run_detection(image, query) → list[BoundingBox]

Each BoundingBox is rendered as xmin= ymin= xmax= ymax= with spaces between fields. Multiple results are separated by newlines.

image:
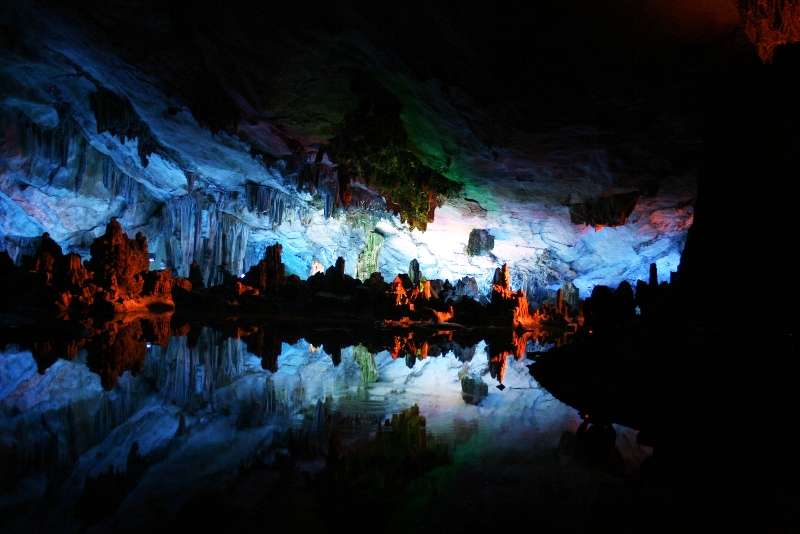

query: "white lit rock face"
xmin=0 ymin=1 xmax=700 ymax=298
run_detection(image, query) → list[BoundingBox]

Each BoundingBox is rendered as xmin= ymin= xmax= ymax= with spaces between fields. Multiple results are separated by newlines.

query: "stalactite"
xmin=1 ymin=107 xmax=156 ymax=238
xmin=89 ymin=87 xmax=160 ymax=167
xmin=101 ymin=155 xmax=142 ymax=222
xmin=165 ymin=195 xmax=198 ymax=278
xmin=355 ymin=228 xmax=384 ymax=281
xmin=295 ymin=161 xmax=341 ymax=218
xmin=347 ymin=181 xmax=387 ymax=217
xmin=1 ymin=234 xmax=42 ymax=265
xmin=245 ymin=182 xmax=313 ymax=228
xmin=3 ymin=108 xmax=88 ymax=191
xmin=161 ymin=195 xmax=250 ymax=285
xmin=217 ymin=212 xmax=250 ymax=281
xmin=295 ymin=162 xmax=387 ymax=219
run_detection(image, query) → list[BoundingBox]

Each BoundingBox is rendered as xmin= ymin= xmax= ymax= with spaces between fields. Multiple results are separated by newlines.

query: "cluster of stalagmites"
xmin=0 ymin=219 xmax=676 ymax=353
xmin=1 ymin=221 xmax=675 ymax=339
xmin=0 ymin=220 xmax=585 ymax=332
xmin=3 ymin=223 xmax=679 ymax=394
xmin=0 ymin=220 xmax=190 ymax=317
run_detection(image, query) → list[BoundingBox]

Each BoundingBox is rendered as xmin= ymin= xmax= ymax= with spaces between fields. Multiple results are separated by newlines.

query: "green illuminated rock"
xmin=353 ymin=344 xmax=379 ymax=384
xmin=329 ymin=75 xmax=461 ymax=231
xmin=355 ymin=229 xmax=384 ymax=282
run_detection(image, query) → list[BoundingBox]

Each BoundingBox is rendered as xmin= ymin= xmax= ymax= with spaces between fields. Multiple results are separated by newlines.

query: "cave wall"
xmin=0 ymin=0 xmax=712 ymax=298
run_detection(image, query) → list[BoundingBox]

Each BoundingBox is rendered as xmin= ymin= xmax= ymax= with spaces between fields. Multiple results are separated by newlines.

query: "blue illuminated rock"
xmin=0 ymin=0 xmax=695 ymax=309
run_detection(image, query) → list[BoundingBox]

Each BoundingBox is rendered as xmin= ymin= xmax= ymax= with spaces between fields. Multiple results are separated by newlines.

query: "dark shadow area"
xmin=530 ymin=41 xmax=799 ymax=533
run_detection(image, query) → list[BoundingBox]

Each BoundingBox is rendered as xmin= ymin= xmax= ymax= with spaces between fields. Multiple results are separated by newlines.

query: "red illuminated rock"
xmin=491 ymin=263 xmax=535 ymax=329
xmin=142 ymin=270 xmax=174 ymax=297
xmin=61 ymin=253 xmax=90 ymax=289
xmin=85 ymin=319 xmax=147 ymax=390
xmin=740 ymin=0 xmax=800 ymax=62
xmin=85 ymin=219 xmax=149 ymax=302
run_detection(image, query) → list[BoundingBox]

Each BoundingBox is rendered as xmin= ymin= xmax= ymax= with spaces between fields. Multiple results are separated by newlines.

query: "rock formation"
xmin=85 ymin=219 xmax=150 ymax=304
xmin=466 ymin=229 xmax=495 ymax=257
xmin=243 ymin=243 xmax=286 ymax=294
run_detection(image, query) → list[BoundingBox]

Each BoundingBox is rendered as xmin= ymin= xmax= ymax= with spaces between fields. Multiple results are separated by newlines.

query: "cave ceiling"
xmin=0 ymin=0 xmax=790 ymax=297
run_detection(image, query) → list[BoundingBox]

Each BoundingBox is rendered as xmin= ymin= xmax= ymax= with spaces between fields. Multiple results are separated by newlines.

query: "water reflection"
xmin=0 ymin=317 xmax=653 ymax=532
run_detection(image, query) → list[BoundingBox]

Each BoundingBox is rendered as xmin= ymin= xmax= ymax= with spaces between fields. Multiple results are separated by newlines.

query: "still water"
xmin=0 ymin=321 xmax=665 ymax=533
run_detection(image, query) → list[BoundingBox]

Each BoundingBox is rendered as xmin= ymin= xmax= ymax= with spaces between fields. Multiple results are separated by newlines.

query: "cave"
xmin=0 ymin=1 xmax=796 ymax=532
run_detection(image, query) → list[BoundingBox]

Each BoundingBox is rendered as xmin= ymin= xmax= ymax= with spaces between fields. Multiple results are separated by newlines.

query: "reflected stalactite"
xmin=167 ymin=335 xmax=199 ymax=409
xmin=31 ymin=339 xmax=83 ymax=374
xmin=314 ymin=404 xmax=450 ymax=518
xmin=85 ymin=319 xmax=147 ymax=391
xmin=241 ymin=328 xmax=282 ymax=372
xmin=155 ymin=329 xmax=243 ymax=410
xmin=353 ymin=344 xmax=379 ymax=383
xmin=144 ymin=327 xmax=249 ymax=410
xmin=93 ymin=375 xmax=135 ymax=442
xmin=139 ymin=314 xmax=172 ymax=347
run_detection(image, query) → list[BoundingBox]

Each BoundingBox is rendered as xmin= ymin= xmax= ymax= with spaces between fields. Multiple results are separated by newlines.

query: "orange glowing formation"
xmin=741 ymin=0 xmax=800 ymax=62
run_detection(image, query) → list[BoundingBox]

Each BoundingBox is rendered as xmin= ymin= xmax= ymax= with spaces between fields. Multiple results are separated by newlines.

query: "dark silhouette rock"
xmin=188 ymin=261 xmax=205 ymax=290
xmin=408 ymin=258 xmax=421 ymax=287
xmin=583 ymin=285 xmax=614 ymax=325
xmin=612 ymin=280 xmax=636 ymax=321
xmin=243 ymin=243 xmax=286 ymax=294
xmin=142 ymin=270 xmax=174 ymax=297
xmin=33 ymin=232 xmax=63 ymax=267
xmin=568 ymin=191 xmax=640 ymax=228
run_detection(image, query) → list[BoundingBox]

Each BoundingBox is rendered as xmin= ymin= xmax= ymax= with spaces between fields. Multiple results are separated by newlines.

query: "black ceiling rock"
xmin=568 ymin=191 xmax=640 ymax=228
xmin=89 ymin=87 xmax=161 ymax=167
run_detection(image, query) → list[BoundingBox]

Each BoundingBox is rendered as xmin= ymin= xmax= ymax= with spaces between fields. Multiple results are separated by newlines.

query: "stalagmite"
xmin=243 ymin=243 xmax=286 ymax=293
xmin=85 ymin=219 xmax=150 ymax=302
